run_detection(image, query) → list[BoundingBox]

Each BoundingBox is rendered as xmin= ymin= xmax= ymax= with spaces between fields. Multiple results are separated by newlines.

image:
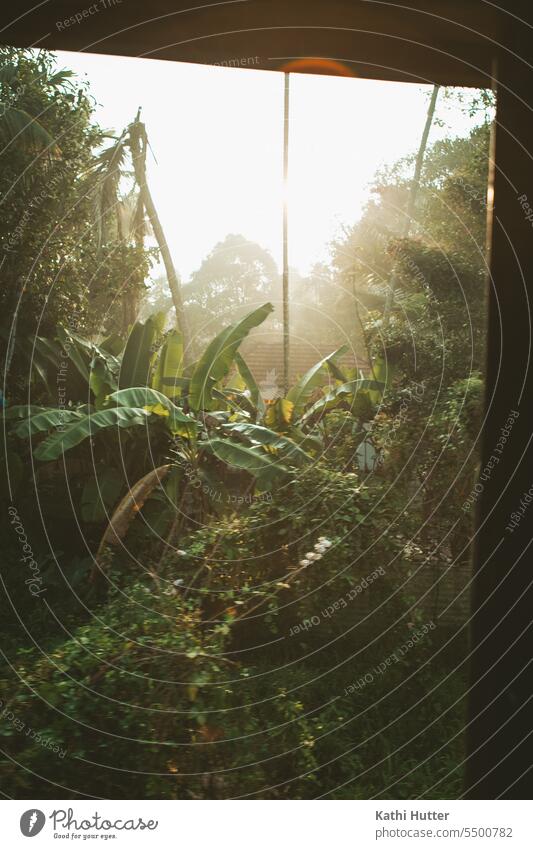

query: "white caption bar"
xmin=1 ymin=799 xmax=531 ymax=848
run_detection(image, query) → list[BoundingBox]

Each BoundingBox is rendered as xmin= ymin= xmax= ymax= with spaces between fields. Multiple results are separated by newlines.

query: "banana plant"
xmin=5 ymin=303 xmax=390 ymax=554
xmin=224 ymin=343 xmax=386 ymax=440
xmin=5 ymin=305 xmax=309 ymax=506
xmin=188 ymin=302 xmax=274 ymax=412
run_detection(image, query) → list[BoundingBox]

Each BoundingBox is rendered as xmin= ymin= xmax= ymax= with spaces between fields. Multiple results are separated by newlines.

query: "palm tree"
xmin=92 ymin=110 xmax=190 ymax=355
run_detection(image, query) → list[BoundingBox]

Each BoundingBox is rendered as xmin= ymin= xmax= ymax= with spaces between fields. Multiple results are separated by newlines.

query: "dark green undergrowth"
xmin=1 ymin=463 xmax=469 ymax=799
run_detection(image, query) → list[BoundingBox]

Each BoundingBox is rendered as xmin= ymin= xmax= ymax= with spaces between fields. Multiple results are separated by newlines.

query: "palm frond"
xmin=0 ymin=105 xmax=60 ymax=155
xmin=46 ymin=69 xmax=74 ymax=88
xmin=91 ymin=134 xmax=129 ymax=246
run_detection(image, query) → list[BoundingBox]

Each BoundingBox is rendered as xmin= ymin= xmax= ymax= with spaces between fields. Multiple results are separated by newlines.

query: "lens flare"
xmin=279 ymin=58 xmax=356 ymax=77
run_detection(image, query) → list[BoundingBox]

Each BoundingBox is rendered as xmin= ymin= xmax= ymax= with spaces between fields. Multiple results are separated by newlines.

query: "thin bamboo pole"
xmin=282 ymin=72 xmax=290 ymax=393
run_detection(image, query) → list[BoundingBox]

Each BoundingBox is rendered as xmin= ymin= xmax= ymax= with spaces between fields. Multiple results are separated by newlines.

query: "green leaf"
xmin=28 ymin=336 xmax=62 ymax=392
xmin=225 ymin=370 xmax=246 ymax=392
xmin=54 ymin=327 xmax=120 ymax=405
xmin=370 ymin=357 xmax=395 ymax=403
xmin=204 ymin=437 xmax=290 ymax=491
xmin=34 ymin=335 xmax=61 ymax=368
xmin=300 ymin=379 xmax=385 ymax=424
xmin=234 ymin=353 xmax=265 ymax=415
xmin=119 ymin=316 xmax=161 ymax=389
xmin=107 ymin=387 xmax=198 ymax=437
xmin=3 ymin=405 xmax=49 ymax=420
xmin=89 ymin=357 xmax=118 ymax=409
xmin=159 ymin=376 xmax=190 ymax=393
xmin=189 ymin=303 xmax=274 ymax=412
xmin=286 ymin=345 xmax=348 ymax=417
xmin=46 ymin=69 xmax=75 ymax=88
xmin=212 ymin=386 xmax=255 ymax=417
xmin=56 ymin=326 xmax=90 ymax=384
xmin=14 ymin=408 xmax=85 ymax=438
xmin=33 ymin=407 xmax=151 ymax=461
xmin=151 ymin=330 xmax=183 ymax=400
xmin=221 ymin=422 xmax=313 ymax=467
xmin=325 ymin=354 xmax=349 ymax=383
xmin=99 ymin=332 xmax=125 ymax=356
xmin=164 ymin=466 xmax=183 ymax=509
xmin=108 ymin=387 xmax=192 ymax=421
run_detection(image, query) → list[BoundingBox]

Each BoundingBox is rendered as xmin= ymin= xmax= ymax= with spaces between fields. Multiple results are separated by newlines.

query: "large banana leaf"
xmin=118 ymin=314 xmax=163 ymax=389
xmin=189 ymin=303 xmax=274 ymax=412
xmin=3 ymin=405 xmax=49 ymax=420
xmin=203 ymin=438 xmax=290 ymax=491
xmin=2 ymin=333 xmax=62 ymax=394
xmin=234 ymin=352 xmax=265 ymax=416
xmin=56 ymin=326 xmax=90 ymax=384
xmin=27 ymin=341 xmax=54 ymax=392
xmin=286 ymin=345 xmax=348 ymax=417
xmin=151 ymin=330 xmax=183 ymax=400
xmin=300 ymin=379 xmax=385 ymax=425
xmin=221 ymin=422 xmax=313 ymax=467
xmin=33 ymin=407 xmax=151 ymax=461
xmin=107 ymin=387 xmax=198 ymax=437
xmin=14 ymin=408 xmax=85 ymax=438
xmin=225 ymin=370 xmax=246 ymax=392
xmin=34 ymin=335 xmax=62 ymax=369
xmin=108 ymin=387 xmax=192 ymax=420
xmin=99 ymin=332 xmax=125 ymax=356
xmin=55 ymin=328 xmax=120 ymax=405
xmin=213 ymin=386 xmax=256 ymax=418
xmin=6 ymin=333 xmax=58 ymax=397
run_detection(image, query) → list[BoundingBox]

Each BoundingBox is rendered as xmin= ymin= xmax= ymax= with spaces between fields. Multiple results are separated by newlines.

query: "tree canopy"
xmin=0 ymin=48 xmax=153 ymax=392
xmin=184 ymin=233 xmax=279 ymax=345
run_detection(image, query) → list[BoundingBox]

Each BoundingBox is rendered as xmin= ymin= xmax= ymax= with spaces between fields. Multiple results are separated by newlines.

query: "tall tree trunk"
xmin=128 ymin=117 xmax=191 ymax=360
xmin=383 ymin=84 xmax=440 ymax=320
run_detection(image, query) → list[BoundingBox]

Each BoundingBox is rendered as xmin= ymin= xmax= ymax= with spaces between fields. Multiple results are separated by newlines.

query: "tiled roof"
xmin=240 ymin=339 xmax=369 ymax=389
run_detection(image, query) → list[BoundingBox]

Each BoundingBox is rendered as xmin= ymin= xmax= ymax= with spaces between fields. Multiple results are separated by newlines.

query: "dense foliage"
xmin=0 ymin=48 xmax=154 ymax=395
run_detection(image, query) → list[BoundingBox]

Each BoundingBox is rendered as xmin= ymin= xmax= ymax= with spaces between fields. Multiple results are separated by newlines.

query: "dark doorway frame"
xmin=2 ymin=0 xmax=532 ymax=798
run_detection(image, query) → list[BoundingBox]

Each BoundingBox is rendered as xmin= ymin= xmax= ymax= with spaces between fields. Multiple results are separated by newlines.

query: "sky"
xmin=57 ymin=50 xmax=482 ymax=281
